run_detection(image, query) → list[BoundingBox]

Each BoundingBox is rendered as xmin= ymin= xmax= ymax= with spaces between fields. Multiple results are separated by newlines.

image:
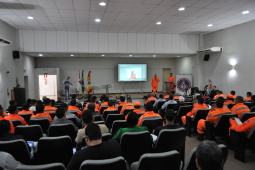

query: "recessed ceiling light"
xmin=70 ymin=54 xmax=74 ymax=56
xmin=95 ymin=19 xmax=101 ymax=22
xmin=178 ymin=7 xmax=185 ymax=11
xmin=242 ymin=10 xmax=250 ymax=14
xmin=207 ymin=24 xmax=213 ymax=27
xmin=129 ymin=55 xmax=132 ymax=57
xmin=177 ymin=56 xmax=180 ymax=57
xmin=39 ymin=54 xmax=43 ymax=56
xmin=27 ymin=16 xmax=34 ymax=19
xmin=153 ymin=55 xmax=156 ymax=57
xmin=156 ymin=22 xmax=161 ymax=25
xmin=102 ymin=55 xmax=105 ymax=57
xmin=99 ymin=2 xmax=106 ymax=6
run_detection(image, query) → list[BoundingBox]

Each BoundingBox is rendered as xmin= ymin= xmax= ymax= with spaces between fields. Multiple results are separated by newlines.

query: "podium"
xmin=165 ymin=82 xmax=172 ymax=93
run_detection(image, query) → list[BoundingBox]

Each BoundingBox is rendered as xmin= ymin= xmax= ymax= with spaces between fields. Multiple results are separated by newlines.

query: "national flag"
xmin=86 ymin=71 xmax=93 ymax=94
xmin=81 ymin=70 xmax=85 ymax=94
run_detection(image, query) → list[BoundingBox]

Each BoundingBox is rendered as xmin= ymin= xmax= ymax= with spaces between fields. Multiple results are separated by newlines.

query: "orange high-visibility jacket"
xmin=231 ymin=103 xmax=250 ymax=118
xmin=186 ymin=104 xmax=208 ymax=117
xmin=227 ymin=94 xmax=236 ymax=98
xmin=244 ymin=96 xmax=251 ymax=102
xmin=0 ymin=117 xmax=15 ymax=133
xmin=164 ymin=95 xmax=170 ymax=99
xmin=137 ymin=111 xmax=162 ymax=126
xmin=68 ymin=106 xmax=82 ymax=116
xmin=44 ymin=106 xmax=57 ymax=114
xmin=230 ymin=117 xmax=255 ymax=133
xmin=120 ymin=102 xmax=134 ymax=114
xmin=168 ymin=76 xmax=175 ymax=83
xmin=145 ymin=96 xmax=157 ymax=104
xmin=214 ymin=94 xmax=226 ymax=99
xmin=84 ymin=102 xmax=100 ymax=111
xmin=31 ymin=113 xmax=52 ymax=123
xmin=18 ymin=110 xmax=34 ymax=114
xmin=4 ymin=114 xmax=26 ymax=125
xmin=206 ymin=108 xmax=231 ymax=124
xmin=99 ymin=102 xmax=109 ymax=113
xmin=151 ymin=77 xmax=160 ymax=87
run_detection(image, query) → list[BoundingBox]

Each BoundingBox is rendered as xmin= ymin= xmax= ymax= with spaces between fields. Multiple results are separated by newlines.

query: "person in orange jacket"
xmin=164 ymin=91 xmax=171 ymax=99
xmin=244 ymin=92 xmax=252 ymax=102
xmin=68 ymin=99 xmax=82 ymax=116
xmin=118 ymin=96 xmax=127 ymax=106
xmin=182 ymin=98 xmax=208 ymax=125
xmin=197 ymin=100 xmax=231 ymax=141
xmin=214 ymin=91 xmax=226 ymax=99
xmin=151 ymin=74 xmax=160 ymax=94
xmin=31 ymin=104 xmax=52 ymax=123
xmin=18 ymin=103 xmax=34 ymax=114
xmin=120 ymin=98 xmax=134 ymax=114
xmin=224 ymin=94 xmax=235 ymax=104
xmin=44 ymin=98 xmax=57 ymax=114
xmin=229 ymin=117 xmax=255 ymax=135
xmin=227 ymin=91 xmax=236 ymax=99
xmin=99 ymin=97 xmax=109 ymax=113
xmin=103 ymin=101 xmax=118 ymax=116
xmin=125 ymin=101 xmax=145 ymax=120
xmin=0 ymin=105 xmax=15 ymax=133
xmin=4 ymin=106 xmax=26 ymax=125
xmin=145 ymin=94 xmax=157 ymax=104
xmin=168 ymin=73 xmax=175 ymax=84
xmin=137 ymin=103 xmax=162 ymax=126
xmin=231 ymin=96 xmax=250 ymax=118
xmin=84 ymin=96 xmax=100 ymax=112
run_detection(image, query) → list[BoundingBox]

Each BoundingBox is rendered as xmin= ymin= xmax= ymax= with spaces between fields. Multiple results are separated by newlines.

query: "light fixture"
xmin=242 ymin=11 xmax=250 ymax=14
xmin=102 ymin=55 xmax=105 ymax=57
xmin=95 ymin=19 xmax=101 ymax=22
xmin=70 ymin=54 xmax=74 ymax=56
xmin=207 ymin=24 xmax=213 ymax=27
xmin=229 ymin=58 xmax=237 ymax=66
xmin=129 ymin=55 xmax=132 ymax=57
xmin=178 ymin=7 xmax=185 ymax=11
xmin=27 ymin=16 xmax=34 ymax=19
xmin=153 ymin=55 xmax=156 ymax=57
xmin=177 ymin=56 xmax=180 ymax=57
xmin=156 ymin=22 xmax=161 ymax=25
xmin=99 ymin=2 xmax=106 ymax=6
xmin=39 ymin=54 xmax=43 ymax=56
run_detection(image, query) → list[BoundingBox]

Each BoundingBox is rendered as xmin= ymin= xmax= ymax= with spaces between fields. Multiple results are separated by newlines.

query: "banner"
xmin=86 ymin=71 xmax=92 ymax=94
xmin=175 ymin=74 xmax=192 ymax=96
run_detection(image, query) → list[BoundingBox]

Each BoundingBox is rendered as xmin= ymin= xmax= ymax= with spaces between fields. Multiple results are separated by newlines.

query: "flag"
xmin=86 ymin=71 xmax=93 ymax=94
xmin=77 ymin=70 xmax=81 ymax=91
xmin=81 ymin=70 xmax=85 ymax=94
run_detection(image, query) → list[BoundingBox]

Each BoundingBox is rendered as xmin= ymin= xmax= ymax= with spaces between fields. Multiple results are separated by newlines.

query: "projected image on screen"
xmin=118 ymin=64 xmax=147 ymax=82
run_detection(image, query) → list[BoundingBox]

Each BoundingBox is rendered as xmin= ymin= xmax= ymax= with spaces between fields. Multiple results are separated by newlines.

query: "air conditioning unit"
xmin=0 ymin=37 xmax=12 ymax=46
xmin=197 ymin=47 xmax=222 ymax=53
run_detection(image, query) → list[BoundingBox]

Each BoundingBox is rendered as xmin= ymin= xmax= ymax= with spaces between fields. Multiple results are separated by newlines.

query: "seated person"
xmin=104 ymin=100 xmax=118 ymax=112
xmin=4 ymin=106 xmax=26 ymax=125
xmin=196 ymin=140 xmax=223 ymax=170
xmin=18 ymin=103 xmax=33 ymax=114
xmin=133 ymin=102 xmax=145 ymax=113
xmin=84 ymin=94 xmax=92 ymax=103
xmin=153 ymin=94 xmax=166 ymax=108
xmin=229 ymin=116 xmax=255 ymax=135
xmin=75 ymin=110 xmax=108 ymax=145
xmin=67 ymin=123 xmax=121 ymax=170
xmin=44 ymin=98 xmax=57 ymax=114
xmin=9 ymin=100 xmax=17 ymax=107
xmin=0 ymin=151 xmax=21 ymax=170
xmin=87 ymin=103 xmax=101 ymax=118
xmin=214 ymin=91 xmax=226 ymax=99
xmin=161 ymin=95 xmax=177 ymax=110
xmin=51 ymin=107 xmax=78 ymax=132
xmin=145 ymin=93 xmax=157 ymax=104
xmin=55 ymin=96 xmax=64 ymax=105
xmin=98 ymin=97 xmax=109 ymax=113
xmin=120 ymin=98 xmax=134 ymax=114
xmin=163 ymin=91 xmax=171 ymax=99
xmin=244 ymin=92 xmax=252 ymax=102
xmin=113 ymin=112 xmax=149 ymax=142
xmin=153 ymin=109 xmax=181 ymax=136
xmin=227 ymin=90 xmax=236 ymax=99
xmin=84 ymin=96 xmax=100 ymax=112
xmin=231 ymin=96 xmax=250 ymax=118
xmin=0 ymin=106 xmax=14 ymax=133
xmin=68 ymin=100 xmax=82 ymax=116
xmin=118 ymin=96 xmax=127 ymax=106
xmin=224 ymin=94 xmax=234 ymax=104
xmin=174 ymin=96 xmax=186 ymax=112
xmin=31 ymin=104 xmax=52 ymax=123
xmin=138 ymin=103 xmax=162 ymax=126
xmin=29 ymin=99 xmax=37 ymax=112
xmin=205 ymin=93 xmax=215 ymax=105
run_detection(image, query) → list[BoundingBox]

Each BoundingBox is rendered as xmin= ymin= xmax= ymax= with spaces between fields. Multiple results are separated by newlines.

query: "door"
xmin=162 ymin=68 xmax=171 ymax=92
xmin=39 ymin=75 xmax=57 ymax=100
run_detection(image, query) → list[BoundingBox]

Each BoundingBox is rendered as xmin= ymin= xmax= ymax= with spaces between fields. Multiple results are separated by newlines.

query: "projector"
xmin=0 ymin=37 xmax=12 ymax=46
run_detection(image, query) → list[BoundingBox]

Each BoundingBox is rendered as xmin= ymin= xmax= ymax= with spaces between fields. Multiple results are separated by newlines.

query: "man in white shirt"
xmin=161 ymin=95 xmax=177 ymax=110
xmin=29 ymin=99 xmax=37 ymax=112
xmin=153 ymin=94 xmax=165 ymax=108
xmin=0 ymin=152 xmax=21 ymax=170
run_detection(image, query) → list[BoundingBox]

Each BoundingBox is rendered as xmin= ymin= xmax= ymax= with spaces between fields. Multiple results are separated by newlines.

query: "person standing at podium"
xmin=151 ymin=74 xmax=160 ymax=94
xmin=168 ymin=73 xmax=175 ymax=84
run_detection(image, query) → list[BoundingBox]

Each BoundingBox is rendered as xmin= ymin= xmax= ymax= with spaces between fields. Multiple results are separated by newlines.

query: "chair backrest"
xmin=46 ymin=113 xmax=55 ymax=119
xmin=36 ymin=136 xmax=73 ymax=166
xmin=218 ymin=144 xmax=228 ymax=166
xmin=111 ymin=120 xmax=127 ymax=136
xmin=209 ymin=101 xmax=216 ymax=106
xmin=48 ymin=124 xmax=76 ymax=144
xmin=240 ymin=112 xmax=255 ymax=122
xmin=123 ymin=109 xmax=134 ymax=115
xmin=100 ymin=107 xmax=109 ymax=115
xmin=243 ymin=102 xmax=253 ymax=108
xmin=67 ymin=111 xmax=78 ymax=117
xmin=106 ymin=114 xmax=125 ymax=129
xmin=227 ymin=104 xmax=235 ymax=109
xmin=15 ymin=125 xmax=43 ymax=141
xmin=250 ymin=106 xmax=255 ymax=112
xmin=94 ymin=121 xmax=105 ymax=125
xmin=102 ymin=133 xmax=112 ymax=142
xmin=135 ymin=151 xmax=181 ymax=170
xmin=79 ymin=156 xmax=127 ymax=170
xmin=156 ymin=101 xmax=166 ymax=111
xmin=28 ymin=118 xmax=50 ymax=134
xmin=150 ymin=100 xmax=156 ymax=105
xmin=16 ymin=163 xmax=65 ymax=170
xmin=214 ymin=113 xmax=237 ymax=136
xmin=10 ymin=119 xmax=22 ymax=127
xmin=103 ymin=110 xmax=119 ymax=120
xmin=18 ymin=114 xmax=32 ymax=123
xmin=118 ymin=106 xmax=123 ymax=112
xmin=137 ymin=113 xmax=145 ymax=118
xmin=66 ymin=117 xmax=77 ymax=125
xmin=141 ymin=118 xmax=163 ymax=133
xmin=177 ymin=105 xmax=193 ymax=118
xmin=120 ymin=131 xmax=152 ymax=164
xmin=183 ymin=102 xmax=192 ymax=106
xmin=0 ymin=139 xmax=31 ymax=164
xmin=193 ymin=109 xmax=210 ymax=123
xmin=166 ymin=103 xmax=177 ymax=110
xmin=94 ymin=115 xmax=103 ymax=121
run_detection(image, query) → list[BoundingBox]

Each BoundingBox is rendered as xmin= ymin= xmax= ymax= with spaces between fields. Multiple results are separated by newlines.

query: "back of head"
xmin=0 ymin=120 xmax=11 ymax=136
xmin=235 ymin=96 xmax=243 ymax=103
xmin=70 ymin=99 xmax=76 ymax=106
xmin=56 ymin=107 xmax=65 ymax=119
xmin=216 ymin=90 xmax=220 ymax=94
xmin=198 ymin=98 xmax=204 ymax=104
xmin=71 ymin=94 xmax=76 ymax=99
xmin=169 ymin=95 xmax=174 ymax=100
xmin=31 ymin=99 xmax=37 ymax=105
xmin=61 ymin=103 xmax=68 ymax=111
xmin=120 ymin=96 xmax=125 ymax=102
xmin=231 ymin=91 xmax=235 ymax=95
xmin=51 ymin=99 xmax=55 ymax=106
xmin=209 ymin=93 xmax=214 ymax=99
xmin=85 ymin=123 xmax=101 ymax=141
xmin=57 ymin=96 xmax=61 ymax=101
xmin=82 ymin=110 xmax=93 ymax=124
xmin=26 ymin=98 xmax=31 ymax=104
xmin=134 ymin=102 xmax=141 ymax=109
xmin=219 ymin=91 xmax=223 ymax=94
xmin=108 ymin=100 xmax=113 ymax=107
xmin=247 ymin=92 xmax=252 ymax=97
xmin=216 ymin=100 xmax=223 ymax=108
xmin=22 ymin=103 xmax=30 ymax=110
xmin=44 ymin=98 xmax=51 ymax=105
xmin=8 ymin=106 xmax=17 ymax=114
xmin=100 ymin=95 xmax=106 ymax=102
xmin=179 ymin=96 xmax=185 ymax=102
xmin=251 ymin=95 xmax=255 ymax=103
xmin=217 ymin=97 xmax=225 ymax=102
xmin=37 ymin=100 xmax=43 ymax=104
xmin=165 ymin=109 xmax=175 ymax=122
xmin=159 ymin=94 xmax=163 ymax=98
xmin=196 ymin=95 xmax=201 ymax=99
xmin=91 ymin=96 xmax=97 ymax=102
xmin=196 ymin=140 xmax=223 ymax=170
xmin=88 ymin=103 xmax=95 ymax=112
xmin=9 ymin=100 xmax=16 ymax=106
xmin=127 ymin=112 xmax=138 ymax=127
xmin=127 ymin=98 xmax=132 ymax=103
xmin=87 ymin=94 xmax=92 ymax=99
xmin=145 ymin=103 xmax=153 ymax=111
xmin=36 ymin=104 xmax=45 ymax=113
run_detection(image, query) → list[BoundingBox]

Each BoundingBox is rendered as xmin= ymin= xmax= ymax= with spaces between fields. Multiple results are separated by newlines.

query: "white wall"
xmin=35 ymin=57 xmax=176 ymax=94
xmin=18 ymin=30 xmax=198 ymax=54
xmin=23 ymin=54 xmax=35 ymax=99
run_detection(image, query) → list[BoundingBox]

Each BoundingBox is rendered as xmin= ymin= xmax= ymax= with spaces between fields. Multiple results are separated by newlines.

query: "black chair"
xmin=67 ymin=111 xmax=78 ymax=117
xmin=120 ymin=131 xmax=152 ymax=165
xmin=66 ymin=117 xmax=77 ymax=126
xmin=130 ymin=151 xmax=181 ymax=170
xmin=28 ymin=118 xmax=50 ymax=134
xmin=106 ymin=114 xmax=125 ymax=129
xmin=10 ymin=119 xmax=22 ymax=127
xmin=176 ymin=106 xmax=193 ymax=125
xmin=45 ymin=113 xmax=55 ymax=119
xmin=137 ymin=113 xmax=145 ymax=118
xmin=186 ymin=109 xmax=210 ymax=137
xmin=154 ymin=101 xmax=166 ymax=113
xmin=15 ymin=125 xmax=44 ymax=141
xmin=123 ymin=109 xmax=134 ymax=115
xmin=205 ymin=113 xmax=237 ymax=141
xmin=166 ymin=103 xmax=177 ymax=110
xmin=100 ymin=107 xmax=109 ymax=115
xmin=0 ymin=139 xmax=31 ymax=164
xmin=18 ymin=113 xmax=32 ymax=123
xmin=227 ymin=103 xmax=235 ymax=110
xmin=183 ymin=102 xmax=192 ymax=106
xmin=118 ymin=106 xmax=123 ymax=112
xmin=34 ymin=136 xmax=73 ymax=166
xmin=94 ymin=121 xmax=105 ymax=125
xmin=103 ymin=110 xmax=119 ymax=120
xmin=209 ymin=101 xmax=216 ymax=106
xmin=150 ymin=100 xmax=156 ymax=106
xmin=94 ymin=115 xmax=103 ymax=121
xmin=154 ymin=128 xmax=186 ymax=164
xmin=141 ymin=118 xmax=163 ymax=133
xmin=250 ymin=106 xmax=255 ymax=112
xmin=79 ymin=156 xmax=127 ymax=170
xmin=240 ymin=112 xmax=255 ymax=122
xmin=111 ymin=120 xmax=127 ymax=136
xmin=102 ymin=133 xmax=112 ymax=142
xmin=48 ymin=124 xmax=77 ymax=145
xmin=243 ymin=102 xmax=253 ymax=109
xmin=16 ymin=163 xmax=65 ymax=170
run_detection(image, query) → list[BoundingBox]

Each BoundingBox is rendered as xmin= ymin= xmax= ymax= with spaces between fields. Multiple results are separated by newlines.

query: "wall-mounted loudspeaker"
xmin=204 ymin=54 xmax=210 ymax=61
xmin=13 ymin=51 xmax=20 ymax=59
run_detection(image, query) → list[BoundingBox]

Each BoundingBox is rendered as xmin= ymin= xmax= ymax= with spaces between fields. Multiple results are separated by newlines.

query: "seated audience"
xmin=0 ymin=106 xmax=14 ymax=133
xmin=84 ymin=96 xmax=99 ymax=112
xmin=153 ymin=94 xmax=166 ymax=108
xmin=68 ymin=99 xmax=82 ymax=116
xmin=205 ymin=93 xmax=215 ymax=105
xmin=153 ymin=109 xmax=181 ymax=136
xmin=4 ymin=106 xmax=26 ymax=125
xmin=244 ymin=92 xmax=252 ymax=102
xmin=227 ymin=91 xmax=236 ymax=99
xmin=84 ymin=94 xmax=92 ymax=102
xmin=26 ymin=98 xmax=31 ymax=104
xmin=163 ymin=91 xmax=171 ymax=99
xmin=231 ymin=96 xmax=250 ymax=118
xmin=210 ymin=86 xmax=217 ymax=96
xmin=133 ymin=102 xmax=145 ymax=114
xmin=224 ymin=94 xmax=235 ymax=104
xmin=55 ymin=96 xmax=64 ymax=105
xmin=120 ymin=98 xmax=134 ymax=114
xmin=37 ymin=100 xmax=43 ymax=105
xmin=145 ymin=93 xmax=157 ymax=104
xmin=229 ymin=116 xmax=255 ymax=135
xmin=0 ymin=151 xmax=21 ymax=170
xmin=104 ymin=100 xmax=118 ymax=112
xmin=138 ymin=103 xmax=162 ymax=126
xmin=161 ymin=95 xmax=177 ymax=110
xmin=174 ymin=96 xmax=186 ymax=112
xmin=44 ymin=98 xmax=57 ymax=114
xmin=192 ymin=94 xmax=201 ymax=104
xmin=214 ymin=91 xmax=226 ymax=99
xmin=18 ymin=103 xmax=33 ymax=114
xmin=50 ymin=99 xmax=55 ymax=107
xmin=29 ymin=99 xmax=37 ymax=112
xmin=118 ymin=96 xmax=127 ymax=106
xmin=87 ymin=103 xmax=101 ymax=118
xmin=99 ymin=97 xmax=109 ymax=113
xmin=250 ymin=95 xmax=255 ymax=108
xmin=31 ymin=104 xmax=52 ymax=123
xmin=196 ymin=140 xmax=223 ymax=170
xmin=75 ymin=110 xmax=108 ymax=145
xmin=53 ymin=103 xmax=80 ymax=125
xmin=51 ymin=107 xmax=78 ymax=131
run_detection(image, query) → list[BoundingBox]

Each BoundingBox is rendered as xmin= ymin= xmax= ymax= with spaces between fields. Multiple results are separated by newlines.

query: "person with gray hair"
xmin=174 ymin=96 xmax=187 ymax=112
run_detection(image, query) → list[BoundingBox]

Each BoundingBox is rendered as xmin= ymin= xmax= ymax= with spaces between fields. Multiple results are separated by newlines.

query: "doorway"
xmin=162 ymin=68 xmax=171 ymax=92
xmin=39 ymin=75 xmax=57 ymax=100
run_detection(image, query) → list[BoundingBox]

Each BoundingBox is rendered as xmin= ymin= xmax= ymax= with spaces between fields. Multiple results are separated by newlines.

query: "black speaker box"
xmin=13 ymin=51 xmax=20 ymax=59
xmin=204 ymin=54 xmax=210 ymax=61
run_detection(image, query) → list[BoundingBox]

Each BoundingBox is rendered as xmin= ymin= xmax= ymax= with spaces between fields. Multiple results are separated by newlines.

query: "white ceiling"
xmin=0 ymin=0 xmax=255 ymax=34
